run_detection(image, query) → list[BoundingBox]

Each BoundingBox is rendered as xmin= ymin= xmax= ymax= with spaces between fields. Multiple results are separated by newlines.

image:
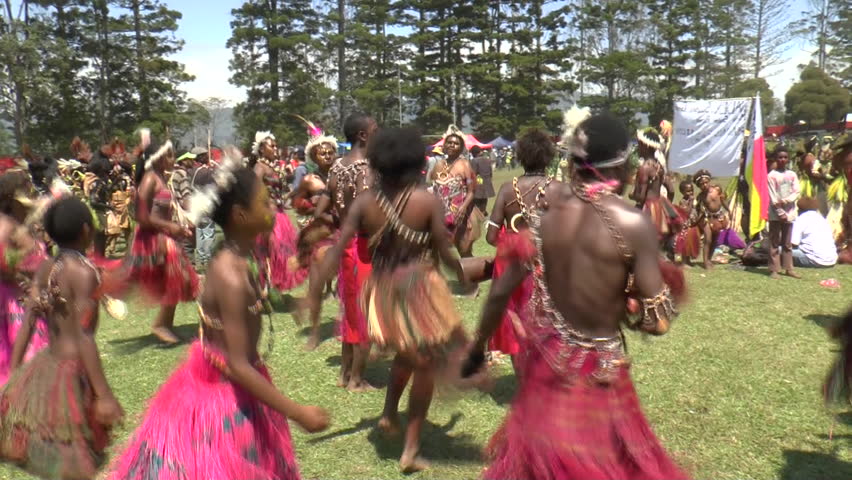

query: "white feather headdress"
xmin=561 ymin=105 xmax=592 ymax=160
xmin=291 ymin=115 xmax=338 ymax=160
xmin=252 ymin=131 xmax=274 ymax=156
xmin=636 ymin=128 xmax=667 ymax=166
xmin=185 ymin=145 xmax=244 ymax=225
xmin=144 ymin=141 xmax=173 ymax=171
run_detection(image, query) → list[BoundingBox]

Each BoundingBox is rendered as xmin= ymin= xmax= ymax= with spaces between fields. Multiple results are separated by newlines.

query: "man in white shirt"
xmin=791 ymin=196 xmax=838 ymax=268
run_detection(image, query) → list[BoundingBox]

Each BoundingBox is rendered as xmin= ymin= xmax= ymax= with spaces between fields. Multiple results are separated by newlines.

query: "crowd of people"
xmin=0 ymin=104 xmax=849 ymax=480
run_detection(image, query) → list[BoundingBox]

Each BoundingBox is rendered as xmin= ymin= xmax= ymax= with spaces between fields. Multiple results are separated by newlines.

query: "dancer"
xmin=631 ymin=127 xmax=678 ymax=251
xmin=674 ymin=179 xmax=700 ymax=265
xmin=767 ymin=147 xmax=801 ymax=279
xmin=430 ymin=128 xmax=480 ymax=258
xmin=465 ymin=111 xmax=689 ymax=480
xmin=83 ymin=154 xmax=113 ymax=257
xmin=829 ymin=135 xmax=852 ymax=262
xmin=312 ymin=113 xmax=377 ymax=389
xmin=693 ymin=170 xmax=745 ymax=269
xmin=0 ymin=195 xmax=124 ymax=480
xmin=0 ymin=161 xmax=48 ymax=385
xmin=108 ymin=150 xmax=328 ymax=480
xmin=307 ymin=127 xmax=470 ymax=472
xmin=485 ymin=129 xmax=560 ymax=375
xmin=105 ymin=172 xmax=132 ymax=258
xmin=125 ymin=130 xmax=198 ymax=344
xmin=291 ymin=126 xmax=339 ymax=350
xmin=251 ymin=131 xmax=305 ymax=293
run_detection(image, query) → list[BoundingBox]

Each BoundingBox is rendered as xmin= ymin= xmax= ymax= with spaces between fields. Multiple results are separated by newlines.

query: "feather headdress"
xmin=637 ymin=127 xmax=668 ymax=167
xmin=185 ymin=145 xmax=243 ymax=225
xmin=561 ymin=105 xmax=592 ymax=160
xmin=252 ymin=131 xmax=274 ymax=157
xmin=69 ymin=137 xmax=92 ymax=161
xmin=562 ymin=106 xmax=630 ymax=169
xmin=293 ymin=115 xmax=338 ymax=159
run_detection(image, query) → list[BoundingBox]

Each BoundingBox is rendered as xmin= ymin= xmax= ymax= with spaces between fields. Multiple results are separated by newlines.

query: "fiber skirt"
xmin=484 ymin=335 xmax=689 ymax=480
xmin=125 ymin=227 xmax=199 ymax=305
xmin=108 ymin=342 xmax=300 ymax=480
xmin=0 ymin=351 xmax=109 ymax=480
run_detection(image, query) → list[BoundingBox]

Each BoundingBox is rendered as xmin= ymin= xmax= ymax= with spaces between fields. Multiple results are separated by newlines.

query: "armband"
xmin=626 ymin=286 xmax=677 ymax=335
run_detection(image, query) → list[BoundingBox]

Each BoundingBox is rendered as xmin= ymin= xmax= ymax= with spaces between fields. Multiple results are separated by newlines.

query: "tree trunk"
xmin=132 ymin=0 xmax=150 ymax=120
xmin=266 ymin=0 xmax=279 ymax=103
xmin=754 ymin=0 xmax=764 ymax=78
xmin=337 ymin=0 xmax=345 ymax=128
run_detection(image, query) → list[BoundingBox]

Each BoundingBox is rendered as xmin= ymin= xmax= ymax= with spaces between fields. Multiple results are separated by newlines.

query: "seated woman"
xmin=791 ymin=196 xmax=837 ymax=268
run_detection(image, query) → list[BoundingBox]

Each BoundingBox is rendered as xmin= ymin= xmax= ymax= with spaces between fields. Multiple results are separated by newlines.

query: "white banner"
xmin=668 ymin=98 xmax=752 ymax=176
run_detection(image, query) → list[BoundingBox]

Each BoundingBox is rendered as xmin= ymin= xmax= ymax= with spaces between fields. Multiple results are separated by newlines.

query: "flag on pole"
xmin=746 ymin=95 xmax=768 ymax=237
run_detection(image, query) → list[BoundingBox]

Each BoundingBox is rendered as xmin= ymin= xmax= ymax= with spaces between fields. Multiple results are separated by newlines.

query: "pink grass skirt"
xmin=125 ymin=227 xmax=199 ymax=305
xmin=337 ymin=235 xmax=371 ymax=345
xmin=484 ymin=335 xmax=689 ymax=480
xmin=488 ymin=230 xmax=533 ymax=356
xmin=108 ymin=342 xmax=300 ymax=480
xmin=0 ymin=282 xmax=47 ymax=386
xmin=260 ymin=212 xmax=308 ymax=291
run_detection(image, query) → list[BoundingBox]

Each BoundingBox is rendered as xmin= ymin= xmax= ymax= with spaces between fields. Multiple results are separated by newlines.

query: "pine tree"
xmin=644 ymin=0 xmax=698 ymax=123
xmin=825 ymin=0 xmax=850 ymax=85
xmin=576 ymin=0 xmax=651 ymax=129
xmin=346 ymin=0 xmax=406 ymax=127
xmin=116 ymin=0 xmax=193 ymax=133
xmin=228 ymin=0 xmax=332 ymax=147
xmin=748 ymin=0 xmax=789 ymax=78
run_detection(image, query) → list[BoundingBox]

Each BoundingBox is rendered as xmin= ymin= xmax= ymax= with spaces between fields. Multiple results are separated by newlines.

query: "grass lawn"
xmin=2 ymin=168 xmax=852 ymax=479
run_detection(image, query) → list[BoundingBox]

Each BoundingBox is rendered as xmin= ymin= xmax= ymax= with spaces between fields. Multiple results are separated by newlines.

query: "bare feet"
xmin=304 ymin=334 xmax=320 ymax=352
xmin=291 ymin=300 xmax=305 ymax=327
xmin=400 ymin=450 xmax=430 ymax=473
xmin=151 ymin=326 xmax=180 ymax=345
xmin=346 ymin=380 xmax=378 ymax=393
xmin=378 ymin=415 xmax=401 ymax=436
xmin=337 ymin=373 xmax=349 ymax=388
xmin=785 ymin=270 xmax=802 ymax=279
xmin=703 ymin=261 xmax=714 ymax=270
xmin=769 ymin=271 xmax=781 ymax=279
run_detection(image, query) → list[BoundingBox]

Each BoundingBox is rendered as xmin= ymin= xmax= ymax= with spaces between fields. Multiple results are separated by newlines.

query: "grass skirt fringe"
xmin=0 ymin=351 xmax=109 ymax=480
xmin=258 ymin=212 xmax=308 ymax=292
xmin=484 ymin=335 xmax=689 ymax=480
xmin=488 ymin=230 xmax=534 ymax=356
xmin=337 ymin=236 xmax=371 ymax=345
xmin=361 ymin=262 xmax=461 ymax=355
xmin=644 ymin=197 xmax=681 ymax=237
xmin=108 ymin=342 xmax=300 ymax=480
xmin=124 ymin=227 xmax=199 ymax=305
xmin=0 ymin=282 xmax=48 ymax=386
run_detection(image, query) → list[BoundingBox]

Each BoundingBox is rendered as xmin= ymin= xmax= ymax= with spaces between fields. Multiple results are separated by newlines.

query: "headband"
xmin=144 ymin=140 xmax=173 ymax=171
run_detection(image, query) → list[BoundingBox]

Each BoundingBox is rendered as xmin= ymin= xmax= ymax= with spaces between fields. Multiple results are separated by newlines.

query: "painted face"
xmin=236 ymin=181 xmax=275 ymax=236
xmin=313 ymin=142 xmax=337 ymax=170
xmin=261 ymin=139 xmax=278 ymax=161
xmin=444 ymin=136 xmax=462 ymax=159
xmin=776 ymin=151 xmax=788 ymax=170
xmin=697 ymin=177 xmax=710 ymax=192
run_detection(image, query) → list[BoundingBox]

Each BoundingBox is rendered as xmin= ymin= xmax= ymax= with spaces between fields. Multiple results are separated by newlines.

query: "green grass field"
xmin=2 ymin=168 xmax=852 ymax=479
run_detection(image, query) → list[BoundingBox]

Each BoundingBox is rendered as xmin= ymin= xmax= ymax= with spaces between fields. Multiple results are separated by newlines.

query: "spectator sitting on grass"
xmin=791 ymin=196 xmax=837 ymax=268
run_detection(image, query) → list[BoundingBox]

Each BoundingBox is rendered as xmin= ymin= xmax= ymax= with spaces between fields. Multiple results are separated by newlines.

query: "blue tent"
xmin=488 ymin=136 xmax=514 ymax=149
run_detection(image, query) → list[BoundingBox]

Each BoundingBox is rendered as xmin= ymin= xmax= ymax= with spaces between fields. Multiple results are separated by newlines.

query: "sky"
xmin=171 ymin=0 xmax=814 ymax=106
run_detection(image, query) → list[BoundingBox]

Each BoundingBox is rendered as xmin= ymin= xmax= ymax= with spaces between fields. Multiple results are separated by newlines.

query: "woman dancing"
xmin=125 ymin=130 xmax=198 ymax=344
xmin=109 ymin=149 xmax=329 ymax=480
xmin=465 ymin=112 xmax=689 ymax=480
xmin=430 ymin=129 xmax=480 ymax=258
xmin=250 ymin=131 xmax=306 ymax=292
xmin=0 ymin=161 xmax=48 ymax=385
xmin=0 ymin=196 xmax=124 ymax=480
xmin=307 ymin=127 xmax=471 ymax=472
xmin=484 ymin=129 xmax=560 ymax=375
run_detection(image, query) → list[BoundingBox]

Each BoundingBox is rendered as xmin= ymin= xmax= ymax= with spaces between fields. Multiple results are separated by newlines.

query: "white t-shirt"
xmin=791 ymin=210 xmax=838 ymax=266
